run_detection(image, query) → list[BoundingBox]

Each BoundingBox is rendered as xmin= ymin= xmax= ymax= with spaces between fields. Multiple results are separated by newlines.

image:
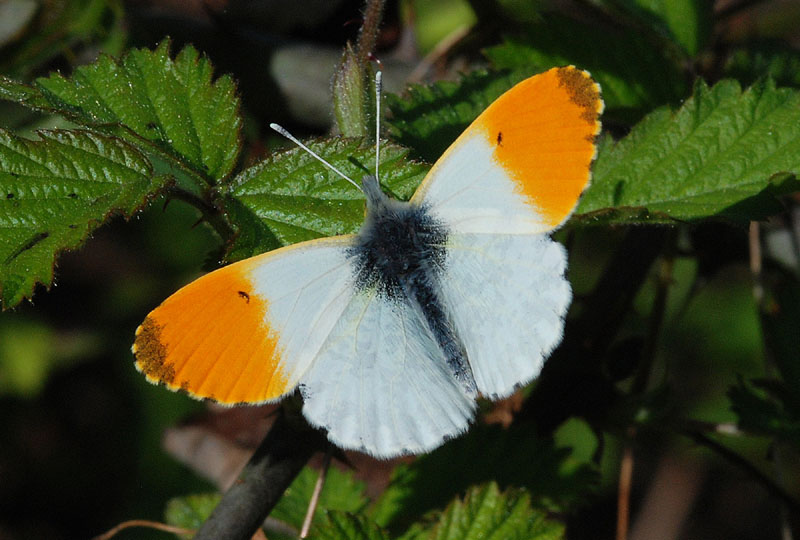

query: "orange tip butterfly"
xmin=132 ymin=66 xmax=603 ymax=458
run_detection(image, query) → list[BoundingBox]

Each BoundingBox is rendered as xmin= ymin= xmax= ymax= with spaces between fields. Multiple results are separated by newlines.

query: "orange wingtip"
xmin=478 ymin=66 xmax=603 ymax=228
xmin=132 ymin=260 xmax=289 ymax=404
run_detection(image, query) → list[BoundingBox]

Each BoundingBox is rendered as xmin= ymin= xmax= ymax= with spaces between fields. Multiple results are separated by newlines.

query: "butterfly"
xmin=133 ymin=66 xmax=603 ymax=458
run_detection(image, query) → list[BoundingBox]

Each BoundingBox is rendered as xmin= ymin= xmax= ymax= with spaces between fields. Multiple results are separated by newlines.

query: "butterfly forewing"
xmin=412 ymin=66 xmax=603 ymax=234
xmin=133 ymin=237 xmax=355 ymax=404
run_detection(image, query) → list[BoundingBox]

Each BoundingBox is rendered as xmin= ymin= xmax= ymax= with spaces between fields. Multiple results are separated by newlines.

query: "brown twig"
xmin=682 ymin=429 xmax=800 ymax=516
xmin=92 ymin=519 xmax=193 ymax=540
xmin=617 ymin=433 xmax=635 ymax=540
xmin=300 ymin=449 xmax=333 ymax=538
xmin=356 ymin=0 xmax=386 ymax=63
xmin=632 ymin=242 xmax=675 ymax=395
xmin=192 ymin=406 xmax=326 ymax=540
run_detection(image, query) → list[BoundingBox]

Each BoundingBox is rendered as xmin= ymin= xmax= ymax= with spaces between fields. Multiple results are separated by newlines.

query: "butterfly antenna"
xmin=269 ymin=123 xmax=362 ymax=192
xmin=375 ymin=70 xmax=382 ymax=180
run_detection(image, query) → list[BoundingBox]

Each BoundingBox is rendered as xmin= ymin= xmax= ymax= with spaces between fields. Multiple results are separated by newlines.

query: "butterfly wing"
xmin=411 ymin=66 xmax=603 ymax=235
xmin=133 ymin=237 xmax=355 ymax=404
xmin=415 ymin=67 xmax=602 ymax=398
xmin=299 ymin=287 xmax=476 ymax=458
xmin=435 ymin=233 xmax=571 ymax=398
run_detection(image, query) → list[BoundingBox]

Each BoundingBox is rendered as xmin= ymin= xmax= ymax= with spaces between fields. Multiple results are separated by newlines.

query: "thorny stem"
xmin=356 ymin=0 xmax=386 ymax=64
xmin=164 ymin=185 xmax=235 ymax=243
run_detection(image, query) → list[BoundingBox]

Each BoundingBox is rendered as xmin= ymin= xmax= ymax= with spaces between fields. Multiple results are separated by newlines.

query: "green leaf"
xmin=725 ymin=43 xmax=800 ymax=88
xmin=0 ymin=41 xmax=242 ymax=186
xmin=165 ymin=492 xmax=220 ymax=538
xmin=386 ymin=70 xmax=525 ymax=163
xmin=483 ymin=14 xmax=686 ymax=117
xmin=270 ymin=466 xmax=368 ymax=534
xmin=0 ymin=129 xmax=167 ymax=308
xmin=162 ymin=468 xmax=367 ymax=540
xmin=575 ymin=79 xmax=800 ymax=225
xmin=226 ymin=138 xmax=428 ymax=258
xmin=624 ymin=0 xmax=712 ymax=56
xmin=398 ymin=483 xmax=564 ymax=540
xmin=729 ymin=378 xmax=800 ymax=447
xmin=313 ymin=512 xmax=389 ymax=540
xmin=372 ymin=424 xmax=597 ymax=532
xmin=0 ymin=0 xmax=125 ymax=79
xmin=0 ymin=75 xmax=51 ymax=110
xmin=0 ymin=318 xmax=97 ymax=397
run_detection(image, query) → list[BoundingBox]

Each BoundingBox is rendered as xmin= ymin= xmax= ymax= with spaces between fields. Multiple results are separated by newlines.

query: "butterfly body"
xmin=133 ymin=66 xmax=603 ymax=458
xmin=351 ymin=176 xmax=477 ymax=395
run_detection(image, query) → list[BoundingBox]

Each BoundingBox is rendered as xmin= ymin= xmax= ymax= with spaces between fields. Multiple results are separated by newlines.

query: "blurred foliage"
xmin=2 ymin=0 xmax=800 ymax=539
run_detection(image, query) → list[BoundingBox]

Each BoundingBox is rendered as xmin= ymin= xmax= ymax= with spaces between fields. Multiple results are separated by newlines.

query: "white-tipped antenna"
xmin=375 ymin=70 xmax=382 ymax=180
xmin=269 ymin=123 xmax=362 ymax=191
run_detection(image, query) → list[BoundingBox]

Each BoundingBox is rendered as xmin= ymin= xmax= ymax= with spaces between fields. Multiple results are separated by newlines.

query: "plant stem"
xmin=632 ymin=240 xmax=675 ymax=395
xmin=193 ymin=407 xmax=326 ymax=540
xmin=164 ymin=185 xmax=235 ymax=243
xmin=357 ymin=0 xmax=386 ymax=63
xmin=616 ymin=429 xmax=635 ymax=540
xmin=682 ymin=429 xmax=800 ymax=517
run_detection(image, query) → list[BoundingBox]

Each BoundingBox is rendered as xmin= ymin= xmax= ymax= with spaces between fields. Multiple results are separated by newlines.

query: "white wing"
xmin=436 ymin=232 xmax=572 ymax=399
xmin=299 ymin=287 xmax=476 ymax=458
xmin=412 ymin=132 xmax=550 ymax=234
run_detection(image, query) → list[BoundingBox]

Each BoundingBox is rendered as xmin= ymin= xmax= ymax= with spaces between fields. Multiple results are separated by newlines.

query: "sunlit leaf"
xmin=576 ymin=79 xmax=800 ymax=225
xmin=226 ymin=138 xmax=428 ymax=258
xmin=0 ymin=41 xmax=241 ymax=186
xmin=398 ymin=483 xmax=564 ymax=540
xmin=0 ymin=129 xmax=166 ymax=308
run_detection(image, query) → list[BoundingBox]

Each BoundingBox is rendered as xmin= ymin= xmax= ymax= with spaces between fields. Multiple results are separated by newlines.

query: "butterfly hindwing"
xmin=299 ymin=286 xmax=476 ymax=458
xmin=436 ymin=232 xmax=572 ymax=399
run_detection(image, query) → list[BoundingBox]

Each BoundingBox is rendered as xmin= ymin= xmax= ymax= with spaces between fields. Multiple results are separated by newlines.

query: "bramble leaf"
xmin=483 ymin=14 xmax=686 ymax=117
xmin=372 ymin=424 xmax=597 ymax=532
xmin=163 ymin=467 xmax=367 ymax=540
xmin=269 ymin=466 xmax=368 ymax=535
xmin=398 ymin=483 xmax=564 ymax=540
xmin=725 ymin=44 xmax=800 ymax=88
xmin=575 ymin=79 xmax=800 ymax=225
xmin=729 ymin=378 xmax=800 ymax=447
xmin=226 ymin=138 xmax=428 ymax=259
xmin=386 ymin=70 xmax=525 ymax=162
xmin=315 ymin=512 xmax=389 ymax=540
xmin=0 ymin=129 xmax=167 ymax=308
xmin=0 ymin=41 xmax=241 ymax=186
xmin=625 ymin=0 xmax=712 ymax=56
